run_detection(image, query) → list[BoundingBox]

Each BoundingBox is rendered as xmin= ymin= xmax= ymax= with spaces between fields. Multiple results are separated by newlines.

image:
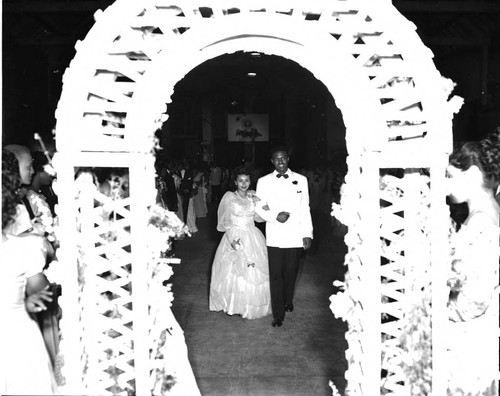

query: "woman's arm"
xmin=20 ymin=234 xmax=54 ymax=313
xmin=255 ymin=179 xmax=280 ymax=223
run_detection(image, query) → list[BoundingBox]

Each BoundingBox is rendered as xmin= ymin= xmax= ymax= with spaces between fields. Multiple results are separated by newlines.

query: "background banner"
xmin=227 ymin=114 xmax=269 ymax=142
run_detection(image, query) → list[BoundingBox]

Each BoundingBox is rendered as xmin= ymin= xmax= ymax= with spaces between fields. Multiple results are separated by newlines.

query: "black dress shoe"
xmin=271 ymin=318 xmax=283 ymax=327
xmin=285 ymin=303 xmax=294 ymax=312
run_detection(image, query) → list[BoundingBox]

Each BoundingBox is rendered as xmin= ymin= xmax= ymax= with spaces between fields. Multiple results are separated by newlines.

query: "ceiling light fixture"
xmin=247 ymin=72 xmax=257 ymax=77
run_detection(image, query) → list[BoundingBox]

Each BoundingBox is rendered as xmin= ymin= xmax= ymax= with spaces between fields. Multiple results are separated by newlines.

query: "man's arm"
xmin=299 ymin=176 xmax=314 ymax=240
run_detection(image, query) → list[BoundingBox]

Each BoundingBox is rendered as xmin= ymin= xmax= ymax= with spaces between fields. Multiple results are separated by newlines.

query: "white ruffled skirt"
xmin=209 ymin=225 xmax=271 ymax=319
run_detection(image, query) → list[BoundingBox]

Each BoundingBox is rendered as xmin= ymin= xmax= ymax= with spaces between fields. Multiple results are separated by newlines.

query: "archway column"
xmin=357 ymin=151 xmax=383 ymax=393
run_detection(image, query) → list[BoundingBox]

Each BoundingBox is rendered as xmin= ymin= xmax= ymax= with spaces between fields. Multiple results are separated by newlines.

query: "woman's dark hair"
xmin=2 ymin=150 xmax=22 ymax=229
xmin=449 ymin=128 xmax=500 ymax=190
xmin=2 ymin=148 xmax=20 ymax=179
xmin=232 ymin=166 xmax=252 ymax=183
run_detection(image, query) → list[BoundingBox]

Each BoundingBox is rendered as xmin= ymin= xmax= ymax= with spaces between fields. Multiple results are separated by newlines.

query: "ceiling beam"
xmin=3 ymin=36 xmax=79 ymax=46
xmin=7 ymin=36 xmax=484 ymax=48
xmin=421 ymin=36 xmax=490 ymax=46
xmin=4 ymin=0 xmax=500 ymax=14
xmin=2 ymin=0 xmax=113 ymax=14
xmin=394 ymin=0 xmax=500 ymax=14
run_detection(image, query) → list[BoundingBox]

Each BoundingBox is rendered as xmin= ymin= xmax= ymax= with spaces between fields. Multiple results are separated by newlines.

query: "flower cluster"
xmin=146 ymin=204 xmax=190 ymax=254
xmin=232 ymin=238 xmax=242 ymax=250
xmin=245 ymin=190 xmax=262 ymax=206
xmin=328 ymin=381 xmax=342 ymax=396
xmin=329 ymin=280 xmax=356 ymax=319
xmin=27 ymin=190 xmax=58 ymax=243
xmin=328 ymin=173 xmax=368 ymax=393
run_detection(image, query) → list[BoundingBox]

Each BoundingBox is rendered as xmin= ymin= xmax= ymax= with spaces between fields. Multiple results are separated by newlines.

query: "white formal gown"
xmin=0 ymin=234 xmax=58 ymax=395
xmin=209 ymin=191 xmax=271 ymax=319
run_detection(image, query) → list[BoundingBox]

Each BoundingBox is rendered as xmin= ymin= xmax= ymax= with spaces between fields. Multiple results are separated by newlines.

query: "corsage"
xmin=232 ymin=238 xmax=242 ymax=250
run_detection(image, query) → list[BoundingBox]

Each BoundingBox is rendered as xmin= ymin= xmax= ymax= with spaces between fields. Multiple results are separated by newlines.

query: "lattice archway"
xmin=55 ymin=0 xmax=455 ymax=156
xmin=53 ymin=1 xmax=463 ymax=395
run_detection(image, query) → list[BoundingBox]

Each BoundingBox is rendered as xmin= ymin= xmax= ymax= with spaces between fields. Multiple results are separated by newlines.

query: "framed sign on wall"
xmin=227 ymin=114 xmax=269 ymax=142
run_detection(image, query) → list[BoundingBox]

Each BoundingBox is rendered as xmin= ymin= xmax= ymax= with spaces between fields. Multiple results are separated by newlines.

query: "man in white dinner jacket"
xmin=255 ymin=145 xmax=313 ymax=327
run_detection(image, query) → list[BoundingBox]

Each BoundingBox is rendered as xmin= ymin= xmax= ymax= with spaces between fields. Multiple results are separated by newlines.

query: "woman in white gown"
xmin=186 ymin=195 xmax=198 ymax=234
xmin=209 ymin=167 xmax=271 ymax=319
xmin=193 ymin=168 xmax=208 ymax=218
xmin=1 ymin=153 xmax=58 ymax=395
xmin=445 ymin=131 xmax=500 ymax=396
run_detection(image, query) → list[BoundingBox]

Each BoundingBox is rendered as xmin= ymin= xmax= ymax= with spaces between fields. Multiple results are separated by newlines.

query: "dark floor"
xmin=170 ymin=204 xmax=349 ymax=396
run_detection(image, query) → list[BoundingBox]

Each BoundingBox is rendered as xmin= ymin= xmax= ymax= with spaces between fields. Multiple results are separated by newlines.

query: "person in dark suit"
xmin=180 ymin=164 xmax=195 ymax=223
xmin=156 ymin=161 xmax=180 ymax=257
xmin=157 ymin=162 xmax=178 ymax=213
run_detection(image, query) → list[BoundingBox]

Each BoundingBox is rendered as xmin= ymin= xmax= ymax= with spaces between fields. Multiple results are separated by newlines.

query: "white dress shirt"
xmin=255 ymin=169 xmax=313 ymax=248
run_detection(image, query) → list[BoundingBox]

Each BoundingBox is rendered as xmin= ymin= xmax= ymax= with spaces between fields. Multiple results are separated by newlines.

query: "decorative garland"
xmin=329 ymin=168 xmax=368 ymax=394
xmin=329 ymin=172 xmax=435 ymax=394
xmin=56 ymin=172 xmax=192 ymax=395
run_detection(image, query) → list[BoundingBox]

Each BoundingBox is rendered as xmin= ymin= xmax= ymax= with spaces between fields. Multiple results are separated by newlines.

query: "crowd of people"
xmin=152 ymin=150 xmax=348 ymax=326
xmin=154 ymin=156 xmax=346 ymax=240
xmin=3 ymin=128 xmax=500 ymax=393
xmin=154 ymin=159 xmax=226 ymax=235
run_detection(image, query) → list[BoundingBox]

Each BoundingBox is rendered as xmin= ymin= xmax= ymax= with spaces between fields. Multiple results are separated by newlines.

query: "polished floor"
xmin=170 ymin=205 xmax=349 ymax=396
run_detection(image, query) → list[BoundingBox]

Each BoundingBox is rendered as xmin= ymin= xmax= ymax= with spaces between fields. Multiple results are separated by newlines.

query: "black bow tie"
xmin=276 ymin=173 xmax=289 ymax=179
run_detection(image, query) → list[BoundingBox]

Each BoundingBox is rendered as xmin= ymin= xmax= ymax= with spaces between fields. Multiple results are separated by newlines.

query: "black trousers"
xmin=267 ymin=246 xmax=301 ymax=320
xmin=181 ymin=195 xmax=190 ymax=223
xmin=211 ymin=184 xmax=222 ymax=203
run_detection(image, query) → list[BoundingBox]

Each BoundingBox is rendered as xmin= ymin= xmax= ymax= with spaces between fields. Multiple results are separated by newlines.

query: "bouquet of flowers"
xmin=27 ymin=190 xmax=58 ymax=242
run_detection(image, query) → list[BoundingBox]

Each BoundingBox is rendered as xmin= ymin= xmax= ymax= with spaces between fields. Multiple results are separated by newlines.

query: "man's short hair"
xmin=270 ymin=145 xmax=289 ymax=158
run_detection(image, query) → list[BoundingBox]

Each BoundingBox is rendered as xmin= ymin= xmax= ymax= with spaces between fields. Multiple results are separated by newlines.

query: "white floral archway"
xmin=53 ymin=1 xmax=463 ymax=394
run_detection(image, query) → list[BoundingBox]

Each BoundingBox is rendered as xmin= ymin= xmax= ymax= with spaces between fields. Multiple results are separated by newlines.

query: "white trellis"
xmin=51 ymin=0 xmax=487 ymax=395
